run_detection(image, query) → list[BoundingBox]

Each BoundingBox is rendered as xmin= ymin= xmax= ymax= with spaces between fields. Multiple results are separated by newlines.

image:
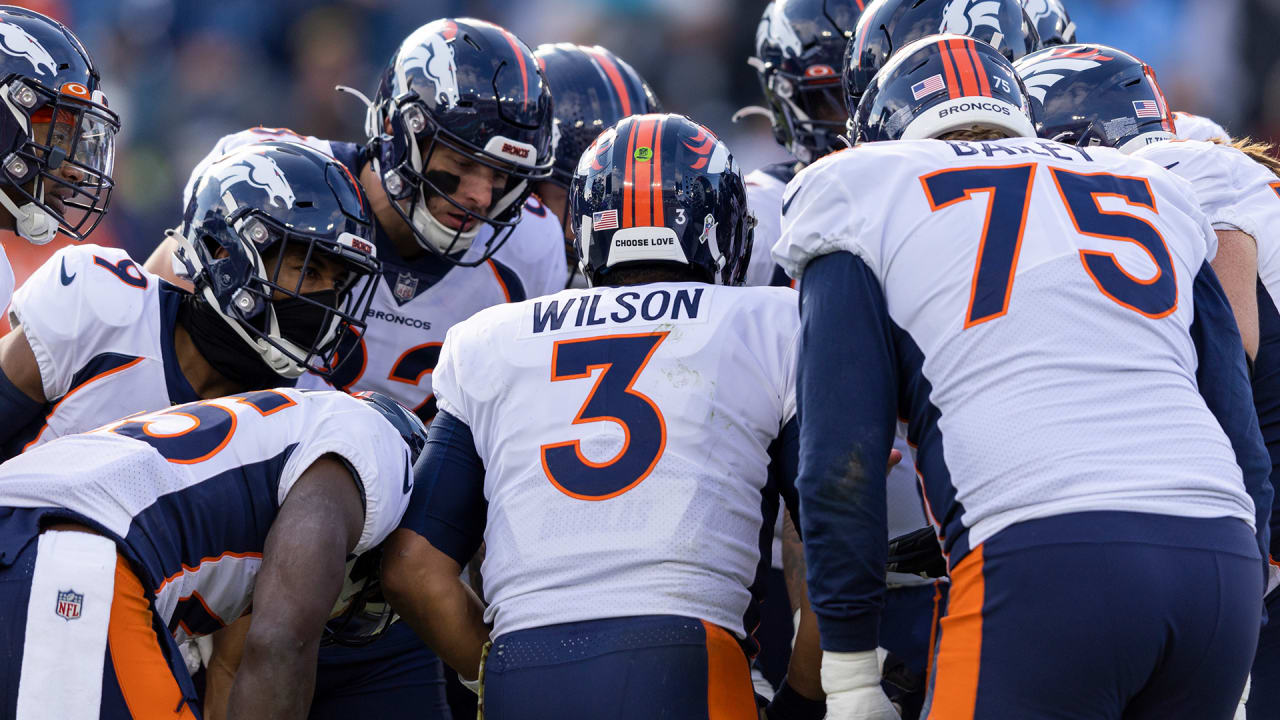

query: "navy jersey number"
xmin=1050 ymin=168 xmax=1177 ymax=318
xmin=540 ymin=332 xmax=668 ymax=501
xmin=920 ymin=164 xmax=1036 ymax=327
xmin=110 ymin=391 xmax=297 ymax=463
xmin=920 ymin=164 xmax=1176 ymax=322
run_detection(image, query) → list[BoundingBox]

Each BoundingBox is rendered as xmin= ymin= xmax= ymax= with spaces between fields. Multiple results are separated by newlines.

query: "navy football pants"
xmin=482 ymin=614 xmax=757 ymax=719
xmin=922 ymin=512 xmax=1260 ymax=720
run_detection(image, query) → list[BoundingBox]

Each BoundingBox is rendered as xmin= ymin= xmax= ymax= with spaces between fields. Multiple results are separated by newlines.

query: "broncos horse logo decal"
xmin=398 ymin=23 xmax=460 ymax=109
xmin=0 ymin=21 xmax=56 ymax=76
xmin=940 ymin=0 xmax=1007 ymax=50
xmin=220 ymin=152 xmax=296 ymax=209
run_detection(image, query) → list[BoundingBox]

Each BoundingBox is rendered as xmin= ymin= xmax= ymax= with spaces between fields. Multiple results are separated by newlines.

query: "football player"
xmin=743 ymin=3 xmax=945 ymax=715
xmin=143 ymin=19 xmax=561 ymax=719
xmin=0 ymin=388 xmax=421 ymax=720
xmin=0 ymin=5 xmax=118 ymax=310
xmin=0 ymin=141 xmax=378 ymax=458
xmin=1015 ymin=45 xmax=1262 ymax=358
xmin=382 ymin=113 xmax=830 ymax=719
xmin=531 ymin=42 xmax=661 ymax=287
xmin=777 ymin=34 xmax=1269 ymax=719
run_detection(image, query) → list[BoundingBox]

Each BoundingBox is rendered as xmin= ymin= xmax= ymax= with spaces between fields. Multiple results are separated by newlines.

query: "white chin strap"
xmin=412 ymin=199 xmax=480 ymax=255
xmin=0 ymin=188 xmax=56 ymax=245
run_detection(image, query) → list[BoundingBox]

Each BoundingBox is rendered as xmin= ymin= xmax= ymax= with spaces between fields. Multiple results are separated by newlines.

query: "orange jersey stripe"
xmin=487 ymin=258 xmax=512 ymax=302
xmin=948 ymin=38 xmax=980 ymax=97
xmin=108 ymin=555 xmax=199 ymax=718
xmin=701 ymin=620 xmax=757 ymax=719
xmin=623 ymin=120 xmax=639 ymax=227
xmin=930 ymin=546 xmax=985 ymax=719
xmin=588 ymin=48 xmax=632 ymax=117
xmin=23 ymin=357 xmax=146 ymax=453
xmin=938 ymin=39 xmax=962 ymax=100
xmin=651 ymin=116 xmax=665 ymax=226
xmin=966 ymin=39 xmax=991 ymax=97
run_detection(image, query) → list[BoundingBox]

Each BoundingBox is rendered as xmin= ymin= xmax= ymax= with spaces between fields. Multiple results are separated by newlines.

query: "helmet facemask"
xmin=324 ymin=548 xmax=397 ymax=648
xmin=374 ymin=94 xmax=543 ymax=266
xmin=0 ymin=74 xmax=116 ymax=244
xmin=177 ymin=206 xmax=379 ymax=380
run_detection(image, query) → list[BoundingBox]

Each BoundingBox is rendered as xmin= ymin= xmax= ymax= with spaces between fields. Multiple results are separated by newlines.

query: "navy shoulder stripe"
xmin=488 ymin=258 xmax=527 ymax=303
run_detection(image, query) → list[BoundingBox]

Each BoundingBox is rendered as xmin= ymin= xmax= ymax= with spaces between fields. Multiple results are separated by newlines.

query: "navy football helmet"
xmin=324 ymin=391 xmax=427 ymax=648
xmin=570 ymin=114 xmax=753 ymax=286
xmin=175 ymin=141 xmax=380 ymax=380
xmin=854 ymin=34 xmax=1036 ymax=142
xmin=0 ymin=6 xmax=116 ymax=245
xmin=1014 ymin=44 xmax=1175 ymax=153
xmin=1021 ymin=0 xmax=1075 ymax=46
xmin=844 ymin=0 xmax=1040 ymax=115
xmin=746 ymin=0 xmax=867 ymax=164
xmin=364 ymin=19 xmax=554 ymax=265
xmin=534 ymin=43 xmax=660 ymax=189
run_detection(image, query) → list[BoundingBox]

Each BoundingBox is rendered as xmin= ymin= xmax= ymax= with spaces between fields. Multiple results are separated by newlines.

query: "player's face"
xmin=265 ymin=241 xmax=347 ymax=298
xmin=535 ymin=181 xmax=571 ymax=241
xmin=29 ymin=112 xmax=84 ymax=216
xmin=420 ymin=145 xmax=512 ymax=232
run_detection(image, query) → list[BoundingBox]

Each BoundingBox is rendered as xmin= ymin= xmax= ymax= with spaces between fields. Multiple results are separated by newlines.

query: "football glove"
xmin=822 ymin=649 xmax=901 ymax=720
xmin=886 ymin=527 xmax=947 ymax=578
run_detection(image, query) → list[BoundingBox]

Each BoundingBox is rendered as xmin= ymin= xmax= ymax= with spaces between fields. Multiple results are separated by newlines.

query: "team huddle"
xmin=0 ymin=0 xmax=1275 ymax=719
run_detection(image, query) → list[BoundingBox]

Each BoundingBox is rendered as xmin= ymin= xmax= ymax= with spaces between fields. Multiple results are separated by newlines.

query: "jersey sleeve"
xmin=430 ymin=325 xmax=471 ymax=426
xmin=182 ymin=127 xmax=333 ymax=210
xmin=492 ymin=200 xmax=569 ymax=300
xmin=277 ymin=392 xmax=414 ymax=554
xmin=9 ymin=245 xmax=153 ymax=401
xmin=1136 ymin=141 xmax=1278 ymax=244
xmin=772 ymin=149 xmax=883 ymax=281
xmin=744 ymin=173 xmax=788 ymax=288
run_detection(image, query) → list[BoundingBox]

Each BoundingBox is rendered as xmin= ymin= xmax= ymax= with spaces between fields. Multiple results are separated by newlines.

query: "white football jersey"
xmin=1134 ymin=139 xmax=1279 ymax=241
xmin=5 ymin=244 xmax=201 ymax=457
xmin=433 ymin=283 xmax=800 ymax=638
xmin=744 ymin=165 xmax=794 ymax=289
xmin=774 ymin=138 xmax=1254 ymax=553
xmin=1173 ymin=111 xmax=1230 ymax=143
xmin=0 ymin=389 xmax=413 ymax=644
xmin=188 ymin=127 xmax=566 ymax=418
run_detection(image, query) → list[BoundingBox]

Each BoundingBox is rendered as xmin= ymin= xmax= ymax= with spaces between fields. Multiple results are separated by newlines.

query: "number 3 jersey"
xmin=773 ymin=137 xmax=1255 ymax=557
xmin=3 ymin=244 xmax=203 ymax=458
xmin=0 ymin=389 xmax=413 ymax=644
xmin=189 ymin=127 xmax=567 ymax=419
xmin=430 ymin=283 xmax=800 ymax=639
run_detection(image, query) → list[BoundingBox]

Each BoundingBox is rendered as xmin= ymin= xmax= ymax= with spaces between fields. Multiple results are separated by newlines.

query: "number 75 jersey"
xmin=430 ymin=283 xmax=799 ymax=637
xmin=773 ymin=137 xmax=1253 ymax=552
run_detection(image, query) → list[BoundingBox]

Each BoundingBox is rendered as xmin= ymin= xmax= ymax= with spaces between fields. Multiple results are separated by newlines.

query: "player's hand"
xmin=887 ymin=449 xmax=903 ymax=473
xmin=886 ymin=527 xmax=947 ymax=578
xmin=822 ymin=650 xmax=901 ymax=720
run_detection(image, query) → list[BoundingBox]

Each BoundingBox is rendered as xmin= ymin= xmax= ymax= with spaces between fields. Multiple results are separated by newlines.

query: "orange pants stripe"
xmin=927 ymin=545 xmax=984 ymax=719
xmin=702 ymin=620 xmax=757 ymax=719
xmin=108 ymin=555 xmax=198 ymax=719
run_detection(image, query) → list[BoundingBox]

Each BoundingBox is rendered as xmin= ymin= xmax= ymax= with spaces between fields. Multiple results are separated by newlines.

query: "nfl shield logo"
xmin=393 ymin=272 xmax=418 ymax=303
xmin=55 ymin=589 xmax=83 ymax=621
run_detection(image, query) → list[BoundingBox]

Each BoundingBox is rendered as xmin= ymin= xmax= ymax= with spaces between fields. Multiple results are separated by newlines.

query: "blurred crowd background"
xmin=5 ymin=0 xmax=1280 ymax=279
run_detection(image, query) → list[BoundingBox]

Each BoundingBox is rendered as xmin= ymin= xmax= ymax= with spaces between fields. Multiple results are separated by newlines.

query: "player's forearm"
xmin=1211 ymin=229 xmax=1259 ymax=360
xmin=226 ymin=630 xmax=320 ymax=720
xmin=395 ymin=571 xmax=490 ymax=680
xmin=204 ymin=616 xmax=251 ymax=720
